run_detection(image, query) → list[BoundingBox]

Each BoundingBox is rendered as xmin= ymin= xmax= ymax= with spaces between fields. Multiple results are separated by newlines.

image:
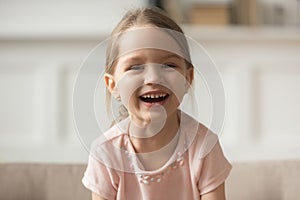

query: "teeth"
xmin=142 ymin=93 xmax=167 ymax=98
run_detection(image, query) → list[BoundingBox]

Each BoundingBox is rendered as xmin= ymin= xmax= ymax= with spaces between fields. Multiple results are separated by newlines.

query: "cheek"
xmin=164 ymin=71 xmax=188 ymax=102
xmin=116 ymin=73 xmax=143 ymax=108
xmin=115 ymin=69 xmax=190 ymax=108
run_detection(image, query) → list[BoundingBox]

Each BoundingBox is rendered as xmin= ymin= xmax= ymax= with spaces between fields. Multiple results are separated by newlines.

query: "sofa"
xmin=0 ymin=160 xmax=299 ymax=200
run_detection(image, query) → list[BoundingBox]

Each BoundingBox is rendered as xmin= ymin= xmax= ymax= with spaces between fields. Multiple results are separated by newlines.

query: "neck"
xmin=129 ymin=110 xmax=180 ymax=154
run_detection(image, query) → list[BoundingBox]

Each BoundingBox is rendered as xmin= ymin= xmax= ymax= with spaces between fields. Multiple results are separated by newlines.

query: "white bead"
xmin=179 ymin=160 xmax=184 ymax=166
xmin=137 ymin=174 xmax=143 ymax=179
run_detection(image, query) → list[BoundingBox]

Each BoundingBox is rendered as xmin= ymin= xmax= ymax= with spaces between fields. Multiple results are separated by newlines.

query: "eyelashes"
xmin=162 ymin=64 xmax=177 ymax=68
xmin=129 ymin=65 xmax=144 ymax=71
xmin=128 ymin=63 xmax=177 ymax=71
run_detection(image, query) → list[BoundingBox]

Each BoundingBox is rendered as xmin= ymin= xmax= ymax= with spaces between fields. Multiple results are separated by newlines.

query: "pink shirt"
xmin=82 ymin=113 xmax=232 ymax=200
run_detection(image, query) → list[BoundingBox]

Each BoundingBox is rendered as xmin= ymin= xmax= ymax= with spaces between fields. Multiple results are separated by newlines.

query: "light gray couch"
xmin=0 ymin=160 xmax=299 ymax=200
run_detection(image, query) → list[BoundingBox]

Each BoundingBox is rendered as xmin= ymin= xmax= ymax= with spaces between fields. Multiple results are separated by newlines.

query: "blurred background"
xmin=0 ymin=0 xmax=300 ymax=163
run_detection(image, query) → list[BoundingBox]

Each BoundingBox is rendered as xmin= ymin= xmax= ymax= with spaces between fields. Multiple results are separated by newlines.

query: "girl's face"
xmin=105 ymin=26 xmax=193 ymax=126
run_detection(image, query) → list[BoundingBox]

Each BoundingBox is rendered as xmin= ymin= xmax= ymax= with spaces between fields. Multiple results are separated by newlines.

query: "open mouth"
xmin=140 ymin=93 xmax=169 ymax=103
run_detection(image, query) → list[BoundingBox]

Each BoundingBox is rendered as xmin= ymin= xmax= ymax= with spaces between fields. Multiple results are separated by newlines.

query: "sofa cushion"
xmin=226 ymin=160 xmax=300 ymax=200
xmin=0 ymin=163 xmax=90 ymax=200
xmin=0 ymin=160 xmax=300 ymax=200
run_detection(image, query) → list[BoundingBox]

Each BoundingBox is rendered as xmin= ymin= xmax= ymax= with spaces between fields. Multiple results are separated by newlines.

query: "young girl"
xmin=82 ymin=7 xmax=231 ymax=200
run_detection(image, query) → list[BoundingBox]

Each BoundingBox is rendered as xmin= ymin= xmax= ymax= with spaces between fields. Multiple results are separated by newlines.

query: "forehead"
xmin=116 ymin=26 xmax=186 ymax=60
xmin=117 ymin=49 xmax=184 ymax=64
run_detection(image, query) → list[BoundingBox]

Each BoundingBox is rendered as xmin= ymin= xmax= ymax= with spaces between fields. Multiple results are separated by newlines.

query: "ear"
xmin=185 ymin=67 xmax=194 ymax=91
xmin=104 ymin=73 xmax=120 ymax=100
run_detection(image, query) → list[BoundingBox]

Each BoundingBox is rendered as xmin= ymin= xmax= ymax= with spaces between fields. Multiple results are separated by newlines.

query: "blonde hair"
xmin=105 ymin=7 xmax=193 ymax=125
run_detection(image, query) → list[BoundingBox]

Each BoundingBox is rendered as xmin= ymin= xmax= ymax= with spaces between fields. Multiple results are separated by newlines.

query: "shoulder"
xmin=181 ymin=112 xmax=229 ymax=168
xmin=89 ymin=118 xmax=132 ymax=172
xmin=91 ymin=117 xmax=130 ymax=149
xmin=180 ymin=112 xmax=218 ymax=159
xmin=181 ymin=115 xmax=232 ymax=195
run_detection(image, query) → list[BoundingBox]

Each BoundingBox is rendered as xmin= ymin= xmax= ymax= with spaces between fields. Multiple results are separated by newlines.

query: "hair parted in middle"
xmin=104 ymin=7 xmax=193 ymax=125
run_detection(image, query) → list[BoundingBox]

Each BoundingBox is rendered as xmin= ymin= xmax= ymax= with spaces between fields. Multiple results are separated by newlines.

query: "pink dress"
xmin=82 ymin=113 xmax=232 ymax=200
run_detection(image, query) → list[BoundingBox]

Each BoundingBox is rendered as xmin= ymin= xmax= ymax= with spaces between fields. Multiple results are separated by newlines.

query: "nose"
xmin=144 ymin=64 xmax=164 ymax=85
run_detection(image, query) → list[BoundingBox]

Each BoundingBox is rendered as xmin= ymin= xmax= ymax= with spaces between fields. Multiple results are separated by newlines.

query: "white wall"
xmin=0 ymin=0 xmax=147 ymax=37
xmin=1 ymin=0 xmax=300 ymax=163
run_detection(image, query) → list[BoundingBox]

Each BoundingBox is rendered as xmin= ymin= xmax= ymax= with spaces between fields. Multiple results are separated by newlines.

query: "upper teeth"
xmin=141 ymin=94 xmax=167 ymax=98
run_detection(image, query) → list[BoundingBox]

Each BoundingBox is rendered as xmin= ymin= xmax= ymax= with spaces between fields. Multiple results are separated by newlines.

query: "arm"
xmin=92 ymin=192 xmax=107 ymax=200
xmin=201 ymin=183 xmax=226 ymax=200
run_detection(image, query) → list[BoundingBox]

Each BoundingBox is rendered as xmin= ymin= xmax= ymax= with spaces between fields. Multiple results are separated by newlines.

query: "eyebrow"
xmin=160 ymin=53 xmax=182 ymax=60
xmin=121 ymin=52 xmax=182 ymax=64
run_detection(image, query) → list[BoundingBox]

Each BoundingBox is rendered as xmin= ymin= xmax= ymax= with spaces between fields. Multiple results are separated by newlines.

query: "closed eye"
xmin=162 ymin=64 xmax=177 ymax=68
xmin=129 ymin=65 xmax=144 ymax=70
